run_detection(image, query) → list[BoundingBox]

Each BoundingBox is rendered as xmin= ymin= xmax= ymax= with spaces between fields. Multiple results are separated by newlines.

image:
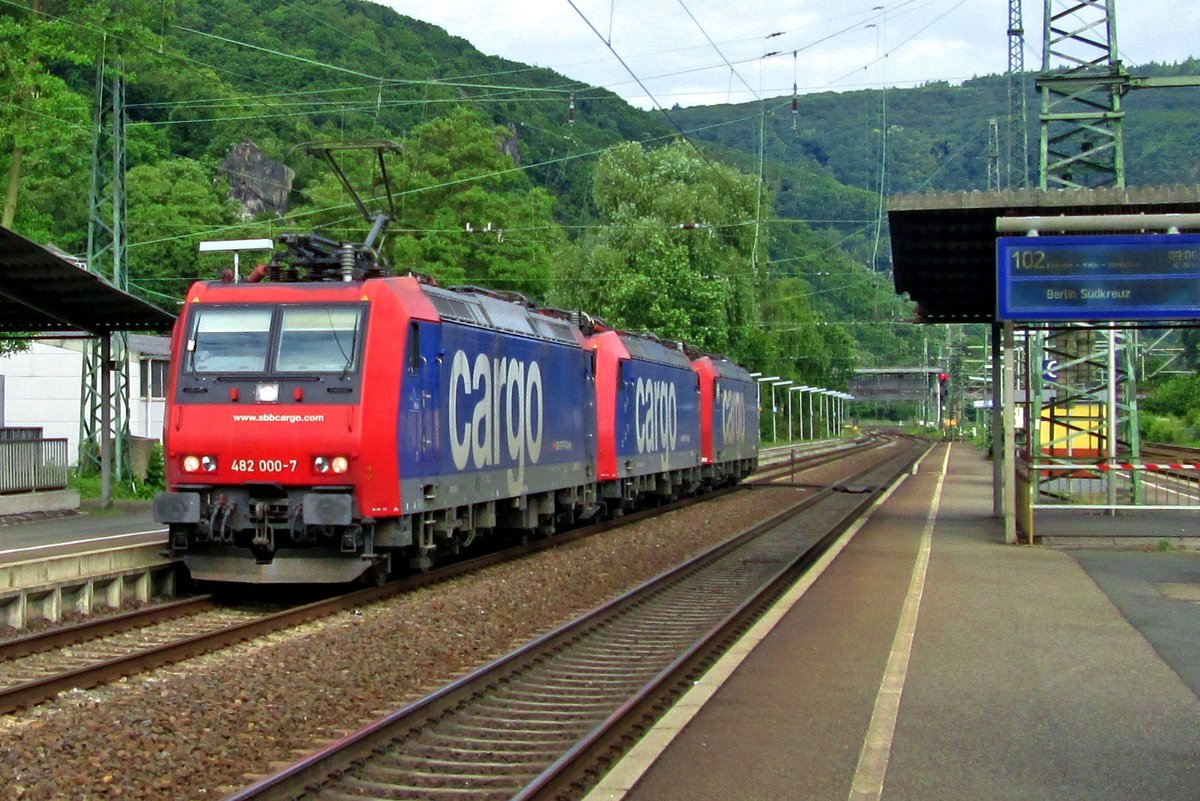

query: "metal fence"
xmin=0 ymin=427 xmax=45 ymax=442
xmin=0 ymin=437 xmax=69 ymax=494
xmin=1029 ymin=461 xmax=1200 ymax=511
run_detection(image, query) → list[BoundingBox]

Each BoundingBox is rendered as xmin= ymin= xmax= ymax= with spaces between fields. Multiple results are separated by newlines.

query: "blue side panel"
xmin=398 ymin=322 xmax=593 ymax=486
xmin=397 ymin=321 xmax=442 ymax=469
xmin=714 ymin=378 xmax=758 ymax=460
xmin=614 ymin=360 xmax=700 ymax=471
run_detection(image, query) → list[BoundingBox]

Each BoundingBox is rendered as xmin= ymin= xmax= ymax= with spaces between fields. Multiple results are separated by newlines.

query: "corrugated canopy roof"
xmin=0 ymin=226 xmax=175 ymax=335
xmin=887 ymin=186 xmax=1200 ymax=323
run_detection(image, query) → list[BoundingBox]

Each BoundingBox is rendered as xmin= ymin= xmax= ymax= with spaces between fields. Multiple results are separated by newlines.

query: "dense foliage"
xmin=2 ymin=0 xmax=1197 ymax=433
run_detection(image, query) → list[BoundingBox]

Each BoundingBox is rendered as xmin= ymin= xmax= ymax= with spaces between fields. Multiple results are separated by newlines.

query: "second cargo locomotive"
xmin=153 ymin=237 xmax=759 ymax=584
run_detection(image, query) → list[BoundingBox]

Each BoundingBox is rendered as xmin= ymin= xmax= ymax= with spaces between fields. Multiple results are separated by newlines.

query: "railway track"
xmin=0 ymin=437 xmax=889 ymax=718
xmin=222 ymin=435 xmax=928 ymax=801
xmin=1142 ymin=441 xmax=1200 ymax=475
xmin=0 ymin=592 xmax=365 ymax=715
xmin=751 ymin=434 xmax=885 ymax=484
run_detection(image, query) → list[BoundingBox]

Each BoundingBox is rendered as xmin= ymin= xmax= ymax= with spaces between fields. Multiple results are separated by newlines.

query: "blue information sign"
xmin=996 ymin=234 xmax=1200 ymax=321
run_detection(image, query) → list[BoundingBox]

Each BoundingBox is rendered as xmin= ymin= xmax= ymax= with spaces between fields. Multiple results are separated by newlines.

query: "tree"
xmin=0 ymin=0 xmax=95 ymax=229
xmin=286 ymin=107 xmax=567 ymax=299
xmin=561 ymin=140 xmax=759 ymax=355
xmin=1144 ymin=374 xmax=1200 ymax=418
xmin=390 ymin=108 xmax=564 ymax=298
xmin=126 ymin=157 xmax=237 ymax=306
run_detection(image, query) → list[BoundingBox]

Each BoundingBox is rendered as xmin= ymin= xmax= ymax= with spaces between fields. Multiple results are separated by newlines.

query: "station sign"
xmin=996 ymin=234 xmax=1200 ymax=321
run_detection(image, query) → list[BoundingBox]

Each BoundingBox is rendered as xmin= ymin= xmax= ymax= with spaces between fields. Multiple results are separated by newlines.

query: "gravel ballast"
xmin=0 ymin=446 xmax=903 ymax=800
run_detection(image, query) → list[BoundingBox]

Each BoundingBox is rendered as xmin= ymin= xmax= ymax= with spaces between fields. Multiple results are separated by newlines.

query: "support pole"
xmin=1107 ymin=327 xmax=1118 ymax=510
xmin=787 ymin=390 xmax=793 ymax=442
xmin=771 ymin=384 xmax=777 ymax=443
xmin=100 ymin=335 xmax=112 ymax=510
xmin=992 ymin=323 xmax=1003 ymax=517
xmin=1003 ymin=322 xmax=1017 ymax=544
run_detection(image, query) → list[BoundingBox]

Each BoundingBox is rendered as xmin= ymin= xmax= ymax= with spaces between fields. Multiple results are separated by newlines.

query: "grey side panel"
xmin=153 ymin=491 xmax=201 ymax=524
xmin=303 ymin=493 xmax=353 ymax=526
xmin=184 ymin=547 xmax=372 ymax=584
xmin=620 ymin=449 xmax=702 ymax=478
xmin=401 ymin=459 xmax=593 ymax=515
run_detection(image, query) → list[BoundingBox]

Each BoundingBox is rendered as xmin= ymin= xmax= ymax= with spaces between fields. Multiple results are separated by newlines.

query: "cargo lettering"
xmin=635 ymin=377 xmax=678 ymax=454
xmin=719 ymin=385 xmax=747 ymax=446
xmin=449 ymin=350 xmax=544 ymax=470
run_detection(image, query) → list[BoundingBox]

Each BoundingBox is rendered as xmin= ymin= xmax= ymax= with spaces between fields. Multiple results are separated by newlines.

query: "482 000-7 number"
xmin=230 ymin=458 xmax=298 ymax=473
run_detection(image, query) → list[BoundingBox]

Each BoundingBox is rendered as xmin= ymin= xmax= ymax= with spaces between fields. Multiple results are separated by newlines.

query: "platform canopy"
xmin=888 ymin=186 xmax=1200 ymax=324
xmin=0 ymin=225 xmax=175 ymax=335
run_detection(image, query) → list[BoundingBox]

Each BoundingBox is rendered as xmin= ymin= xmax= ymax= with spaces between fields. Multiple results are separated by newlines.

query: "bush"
xmin=1144 ymin=413 xmax=1186 ymax=444
xmin=1144 ymin=374 xmax=1200 ymax=417
xmin=69 ymin=451 xmax=164 ymax=502
xmin=145 ymin=443 xmax=165 ymax=491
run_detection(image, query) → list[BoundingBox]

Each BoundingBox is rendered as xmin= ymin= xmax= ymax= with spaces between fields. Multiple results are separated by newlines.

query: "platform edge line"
xmin=580 ymin=442 xmax=932 ymax=801
xmin=847 ymin=444 xmax=949 ymax=801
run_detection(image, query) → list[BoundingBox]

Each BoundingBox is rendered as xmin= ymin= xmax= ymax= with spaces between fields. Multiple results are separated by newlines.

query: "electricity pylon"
xmin=81 ymin=48 xmax=131 ymax=484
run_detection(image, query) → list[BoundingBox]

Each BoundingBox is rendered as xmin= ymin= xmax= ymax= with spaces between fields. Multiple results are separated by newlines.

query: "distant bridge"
xmin=849 ymin=368 xmax=940 ymax=402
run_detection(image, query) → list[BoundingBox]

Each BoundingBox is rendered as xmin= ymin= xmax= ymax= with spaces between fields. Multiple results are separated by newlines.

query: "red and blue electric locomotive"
xmin=154 ymin=234 xmax=759 ymax=584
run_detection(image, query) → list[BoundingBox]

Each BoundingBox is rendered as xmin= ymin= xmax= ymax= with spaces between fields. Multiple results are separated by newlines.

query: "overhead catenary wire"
xmin=10 ymin=0 xmax=960 ymax=308
xmin=61 ymin=0 xmax=956 ymax=138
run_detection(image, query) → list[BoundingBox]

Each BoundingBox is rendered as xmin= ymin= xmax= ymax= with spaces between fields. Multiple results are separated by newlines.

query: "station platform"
xmin=0 ymin=501 xmax=161 ymax=563
xmin=587 ymin=441 xmax=1200 ymax=801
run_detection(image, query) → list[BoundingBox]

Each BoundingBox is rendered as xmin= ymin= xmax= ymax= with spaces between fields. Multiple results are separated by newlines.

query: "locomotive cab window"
xmin=276 ymin=307 xmax=363 ymax=373
xmin=189 ymin=308 xmax=273 ymax=373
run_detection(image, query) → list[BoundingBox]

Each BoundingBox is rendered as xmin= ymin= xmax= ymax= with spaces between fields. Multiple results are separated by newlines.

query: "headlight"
xmin=182 ymin=455 xmax=217 ymax=473
xmin=313 ymin=455 xmax=349 ymax=475
xmin=255 ymin=382 xmax=279 ymax=403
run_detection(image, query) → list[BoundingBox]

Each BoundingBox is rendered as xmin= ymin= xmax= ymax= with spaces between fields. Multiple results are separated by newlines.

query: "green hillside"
xmin=15 ymin=2 xmax=1198 ymax=394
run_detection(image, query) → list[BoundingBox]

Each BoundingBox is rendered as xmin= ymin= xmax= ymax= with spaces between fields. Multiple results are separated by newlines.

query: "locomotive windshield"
xmin=187 ymin=305 xmax=364 ymax=375
xmin=191 ymin=308 xmax=272 ymax=373
xmin=276 ymin=307 xmax=362 ymax=372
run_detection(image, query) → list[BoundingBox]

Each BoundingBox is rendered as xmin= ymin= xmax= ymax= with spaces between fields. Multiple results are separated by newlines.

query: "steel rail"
xmin=518 ymin=441 xmax=925 ymax=801
xmin=0 ymin=437 xmax=892 ymax=717
xmin=0 ymin=595 xmax=215 ymax=661
xmin=748 ymin=435 xmax=885 ymax=484
xmin=0 ymin=465 xmax=780 ymax=716
xmin=219 ymin=436 xmax=926 ymax=801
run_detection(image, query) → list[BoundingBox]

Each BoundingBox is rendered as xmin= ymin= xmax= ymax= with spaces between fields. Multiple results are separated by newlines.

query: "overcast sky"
xmin=378 ymin=1 xmax=1200 ymax=109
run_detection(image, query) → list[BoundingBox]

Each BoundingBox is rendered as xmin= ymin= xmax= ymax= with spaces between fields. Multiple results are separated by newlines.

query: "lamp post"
xmin=820 ymin=390 xmax=832 ymax=438
xmin=807 ymin=387 xmax=818 ymax=440
xmin=833 ymin=392 xmax=850 ymax=435
xmin=769 ymin=380 xmax=792 ymax=442
xmin=755 ymin=376 xmax=780 ymax=442
xmin=789 ymin=386 xmax=809 ymax=441
xmin=773 ymin=380 xmax=794 ymax=442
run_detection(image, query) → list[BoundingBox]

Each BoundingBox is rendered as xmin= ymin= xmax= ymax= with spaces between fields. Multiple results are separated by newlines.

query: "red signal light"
xmin=938 ymin=373 xmax=949 ymax=382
